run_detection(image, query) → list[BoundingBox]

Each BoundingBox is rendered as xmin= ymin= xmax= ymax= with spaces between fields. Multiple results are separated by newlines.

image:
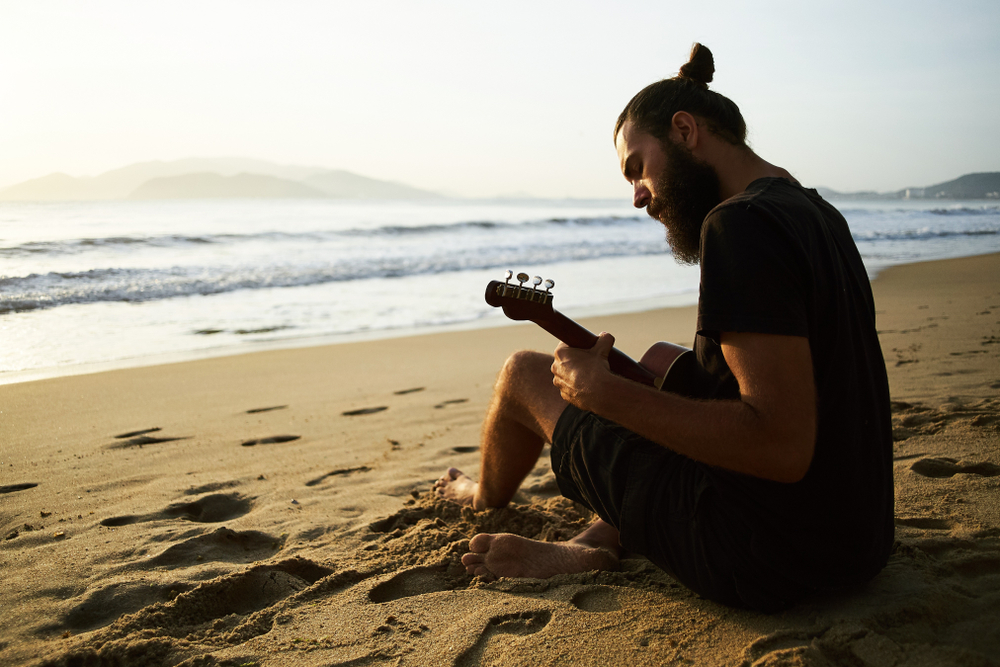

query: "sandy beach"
xmin=2 ymin=252 xmax=998 ymax=667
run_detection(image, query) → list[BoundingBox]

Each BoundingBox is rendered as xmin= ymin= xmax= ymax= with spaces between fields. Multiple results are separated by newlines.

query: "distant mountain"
xmin=303 ymin=170 xmax=440 ymax=199
xmin=904 ymin=173 xmax=1000 ymax=199
xmin=0 ymin=173 xmax=98 ymax=201
xmin=129 ymin=173 xmax=328 ymax=199
xmin=0 ymin=158 xmax=441 ymax=201
xmin=819 ymin=172 xmax=1000 ymax=200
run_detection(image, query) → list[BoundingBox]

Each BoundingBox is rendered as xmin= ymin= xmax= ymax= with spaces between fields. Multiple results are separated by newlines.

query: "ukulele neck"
xmin=536 ymin=310 xmax=661 ymax=388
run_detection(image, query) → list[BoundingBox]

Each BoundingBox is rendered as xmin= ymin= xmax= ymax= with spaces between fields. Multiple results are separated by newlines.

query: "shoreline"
xmin=4 ymin=250 xmax=997 ymax=387
xmin=2 ymin=283 xmax=707 ymax=387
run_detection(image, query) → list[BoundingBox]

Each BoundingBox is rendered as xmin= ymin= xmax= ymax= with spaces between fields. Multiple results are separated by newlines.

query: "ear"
xmin=670 ymin=111 xmax=700 ymax=148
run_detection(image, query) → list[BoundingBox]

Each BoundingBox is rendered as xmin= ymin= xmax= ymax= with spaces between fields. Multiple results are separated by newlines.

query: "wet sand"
xmin=1 ymin=253 xmax=998 ymax=666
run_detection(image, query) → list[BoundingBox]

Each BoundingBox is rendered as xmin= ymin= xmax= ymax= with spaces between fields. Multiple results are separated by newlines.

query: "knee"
xmin=497 ymin=350 xmax=553 ymax=393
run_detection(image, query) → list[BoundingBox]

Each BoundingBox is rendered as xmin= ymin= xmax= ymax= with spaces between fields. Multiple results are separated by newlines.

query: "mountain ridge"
xmin=0 ymin=158 xmax=441 ymax=201
xmin=817 ymin=172 xmax=1000 ymax=201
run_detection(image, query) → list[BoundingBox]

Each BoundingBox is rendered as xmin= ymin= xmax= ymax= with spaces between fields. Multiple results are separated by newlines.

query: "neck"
xmin=709 ymin=142 xmax=796 ymax=200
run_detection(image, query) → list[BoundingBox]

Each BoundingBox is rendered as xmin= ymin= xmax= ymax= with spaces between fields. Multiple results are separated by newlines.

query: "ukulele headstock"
xmin=485 ymin=270 xmax=555 ymax=322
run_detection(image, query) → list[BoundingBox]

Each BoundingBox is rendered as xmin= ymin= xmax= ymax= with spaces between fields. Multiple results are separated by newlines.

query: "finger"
xmin=594 ymin=332 xmax=616 ymax=358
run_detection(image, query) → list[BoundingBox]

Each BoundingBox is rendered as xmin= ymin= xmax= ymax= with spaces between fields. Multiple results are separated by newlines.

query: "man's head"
xmin=614 ymin=44 xmax=747 ymax=264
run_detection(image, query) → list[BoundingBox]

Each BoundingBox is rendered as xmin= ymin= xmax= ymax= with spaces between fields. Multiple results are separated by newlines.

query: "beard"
xmin=645 ymin=138 xmax=723 ymax=265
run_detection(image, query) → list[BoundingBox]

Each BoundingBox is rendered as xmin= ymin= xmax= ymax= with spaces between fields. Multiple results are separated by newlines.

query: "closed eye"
xmin=623 ymin=156 xmax=642 ymax=182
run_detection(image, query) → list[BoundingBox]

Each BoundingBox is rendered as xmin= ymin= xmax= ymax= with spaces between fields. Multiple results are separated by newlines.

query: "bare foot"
xmin=434 ymin=467 xmax=478 ymax=506
xmin=461 ymin=531 xmax=619 ymax=580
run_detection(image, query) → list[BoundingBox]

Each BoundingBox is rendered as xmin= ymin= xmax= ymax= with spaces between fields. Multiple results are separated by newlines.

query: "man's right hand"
xmin=550 ymin=332 xmax=617 ymax=411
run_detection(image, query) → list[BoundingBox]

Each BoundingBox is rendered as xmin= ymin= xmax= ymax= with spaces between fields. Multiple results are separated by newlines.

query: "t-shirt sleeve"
xmin=696 ymin=205 xmax=810 ymax=341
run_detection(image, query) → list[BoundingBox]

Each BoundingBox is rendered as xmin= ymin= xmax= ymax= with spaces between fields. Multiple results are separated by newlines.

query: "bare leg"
xmin=435 ymin=350 xmax=567 ymax=509
xmin=434 ymin=350 xmax=619 ymax=579
xmin=461 ymin=519 xmax=621 ymax=579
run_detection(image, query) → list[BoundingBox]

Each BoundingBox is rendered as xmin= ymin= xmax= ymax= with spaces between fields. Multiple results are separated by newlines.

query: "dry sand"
xmin=1 ymin=253 xmax=998 ymax=667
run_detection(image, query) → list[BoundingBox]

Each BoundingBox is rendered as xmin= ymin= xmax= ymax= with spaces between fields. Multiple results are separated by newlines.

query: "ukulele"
xmin=485 ymin=271 xmax=704 ymax=395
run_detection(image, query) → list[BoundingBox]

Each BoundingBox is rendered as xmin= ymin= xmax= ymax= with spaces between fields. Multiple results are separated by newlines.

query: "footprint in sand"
xmin=394 ymin=387 xmax=425 ymax=395
xmin=570 ymin=586 xmax=622 ymax=612
xmin=451 ymin=446 xmax=479 ymax=454
xmin=60 ymin=558 xmax=332 ymax=643
xmin=435 ymin=398 xmax=469 ymax=409
xmin=368 ymin=565 xmax=454 ymax=603
xmin=114 ymin=427 xmax=162 ymax=438
xmin=54 ymin=580 xmax=196 ymax=633
xmin=305 ymin=466 xmax=372 ymax=487
xmin=0 ymin=483 xmax=38 ymax=494
xmin=933 ymin=369 xmax=980 ymax=377
xmin=108 ymin=427 xmax=189 ymax=449
xmin=911 ymin=457 xmax=1000 ymax=478
xmin=367 ymin=504 xmax=437 ymax=534
xmin=245 ymin=405 xmax=288 ymax=414
xmin=241 ymin=435 xmax=300 ymax=446
xmin=342 ymin=406 xmax=389 ymax=416
xmin=101 ymin=492 xmax=253 ymax=527
xmin=147 ymin=526 xmax=284 ymax=567
xmin=455 ymin=610 xmax=553 ymax=667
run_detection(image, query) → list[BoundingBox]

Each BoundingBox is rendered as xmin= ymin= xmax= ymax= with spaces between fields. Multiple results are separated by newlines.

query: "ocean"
xmin=2 ymin=196 xmax=998 ymax=383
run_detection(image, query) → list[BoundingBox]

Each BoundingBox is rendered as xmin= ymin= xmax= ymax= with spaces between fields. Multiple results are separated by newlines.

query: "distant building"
xmin=903 ymin=188 xmax=925 ymax=199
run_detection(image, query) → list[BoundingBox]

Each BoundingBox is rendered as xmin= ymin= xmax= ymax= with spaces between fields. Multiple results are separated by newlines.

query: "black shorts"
xmin=550 ymin=404 xmax=809 ymax=611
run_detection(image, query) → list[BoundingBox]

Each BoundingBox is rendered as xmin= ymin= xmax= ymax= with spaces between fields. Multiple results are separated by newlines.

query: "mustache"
xmin=645 ymin=192 xmax=679 ymax=226
xmin=645 ymin=194 xmax=668 ymax=222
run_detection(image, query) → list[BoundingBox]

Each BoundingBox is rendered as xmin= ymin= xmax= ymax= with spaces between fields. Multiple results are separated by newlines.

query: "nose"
xmin=632 ymin=182 xmax=651 ymax=209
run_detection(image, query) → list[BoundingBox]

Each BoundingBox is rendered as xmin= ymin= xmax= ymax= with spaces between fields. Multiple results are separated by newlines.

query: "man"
xmin=435 ymin=43 xmax=894 ymax=611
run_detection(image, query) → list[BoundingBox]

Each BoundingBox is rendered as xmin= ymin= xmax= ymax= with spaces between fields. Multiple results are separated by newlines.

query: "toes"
xmin=468 ymin=533 xmax=493 ymax=553
xmin=435 ymin=468 xmax=462 ymax=487
xmin=462 ymin=552 xmax=484 ymax=567
xmin=461 ymin=553 xmax=494 ymax=579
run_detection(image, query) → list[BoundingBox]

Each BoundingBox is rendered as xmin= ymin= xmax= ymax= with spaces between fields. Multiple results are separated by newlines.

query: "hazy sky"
xmin=2 ymin=0 xmax=998 ymax=198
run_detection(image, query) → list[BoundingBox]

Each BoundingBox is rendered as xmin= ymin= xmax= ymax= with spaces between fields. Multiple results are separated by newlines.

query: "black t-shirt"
xmin=694 ymin=177 xmax=893 ymax=587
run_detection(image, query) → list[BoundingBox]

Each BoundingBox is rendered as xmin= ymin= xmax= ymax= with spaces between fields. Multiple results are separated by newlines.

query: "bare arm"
xmin=551 ymin=331 xmax=817 ymax=483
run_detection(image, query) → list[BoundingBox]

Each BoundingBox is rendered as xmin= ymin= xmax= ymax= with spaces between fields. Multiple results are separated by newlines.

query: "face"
xmin=616 ymin=121 xmax=722 ymax=264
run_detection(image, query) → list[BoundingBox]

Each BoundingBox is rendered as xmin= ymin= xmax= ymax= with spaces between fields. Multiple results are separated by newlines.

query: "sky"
xmin=1 ymin=0 xmax=998 ymax=198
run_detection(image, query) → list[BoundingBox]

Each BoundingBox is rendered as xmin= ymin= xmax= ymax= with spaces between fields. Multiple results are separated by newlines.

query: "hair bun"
xmin=678 ymin=43 xmax=714 ymax=85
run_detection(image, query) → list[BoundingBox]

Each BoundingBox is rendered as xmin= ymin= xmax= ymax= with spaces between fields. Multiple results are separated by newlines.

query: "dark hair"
xmin=614 ymin=43 xmax=747 ymax=147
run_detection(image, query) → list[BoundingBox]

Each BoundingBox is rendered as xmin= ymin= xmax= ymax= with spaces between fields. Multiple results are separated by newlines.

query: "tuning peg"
xmin=531 ymin=276 xmax=542 ymax=290
xmin=504 ymin=269 xmax=513 ymax=284
xmin=517 ymin=272 xmax=528 ymax=286
xmin=543 ymin=279 xmax=555 ymax=293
